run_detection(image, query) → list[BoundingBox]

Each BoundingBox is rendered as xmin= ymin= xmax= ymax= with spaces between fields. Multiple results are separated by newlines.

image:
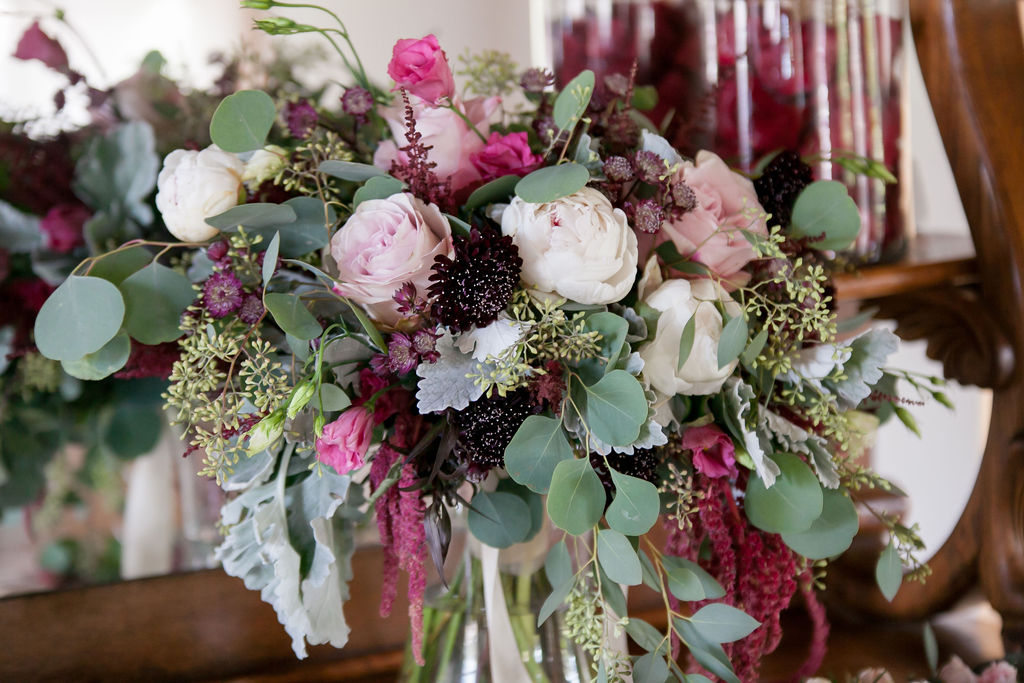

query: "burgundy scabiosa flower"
xmin=202 ymin=271 xmax=243 ymax=318
xmin=589 ymin=449 xmax=660 ymax=503
xmin=754 ymin=150 xmax=814 ymax=228
xmin=451 ymin=388 xmax=536 ymax=471
xmin=428 ymin=226 xmax=521 ymax=333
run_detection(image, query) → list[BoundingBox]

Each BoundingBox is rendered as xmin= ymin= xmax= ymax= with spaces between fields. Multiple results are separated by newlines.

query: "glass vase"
xmin=545 ymin=0 xmax=908 ymax=263
xmin=399 ymin=531 xmax=591 ymax=682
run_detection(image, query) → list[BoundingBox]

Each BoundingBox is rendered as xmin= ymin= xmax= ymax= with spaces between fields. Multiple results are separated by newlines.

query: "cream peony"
xmin=500 ymin=187 xmax=638 ymax=304
xmin=155 ymin=145 xmax=244 ymax=242
xmin=639 ymin=278 xmax=742 ymax=399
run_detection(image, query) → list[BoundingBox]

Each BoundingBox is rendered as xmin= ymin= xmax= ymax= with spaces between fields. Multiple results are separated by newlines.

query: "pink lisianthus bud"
xmin=39 ymin=203 xmax=89 ymax=253
xmin=387 ymin=35 xmax=456 ymax=105
xmin=13 ymin=21 xmax=68 ymax=71
xmin=681 ymin=423 xmax=738 ymax=478
xmin=470 ymin=131 xmax=544 ymax=181
xmin=316 ymin=407 xmax=374 ymax=475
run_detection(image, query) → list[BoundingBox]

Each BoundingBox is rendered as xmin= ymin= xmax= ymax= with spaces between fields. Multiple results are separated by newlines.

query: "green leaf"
xmin=265 ymin=197 xmax=333 ymax=258
xmin=625 ymin=618 xmax=666 ymax=654
xmin=582 ymin=370 xmax=648 ymax=447
xmin=677 ymin=313 xmax=697 ymax=371
xmin=61 ymin=331 xmax=131 ymax=380
xmin=265 ymin=292 xmax=322 ymax=340
xmin=352 ymin=175 xmax=405 ymax=207
xmin=119 ymin=263 xmax=195 ymax=345
xmin=600 ymin=568 xmax=628 ymax=616
xmin=606 ymin=469 xmax=660 ymax=536
xmin=688 ymin=603 xmax=760 ymax=643
xmin=638 ymin=549 xmax=662 ymax=591
xmin=104 ymin=402 xmax=163 ymax=459
xmin=465 ymin=174 xmax=520 ymax=210
xmin=662 ymin=556 xmax=726 ymax=601
xmin=504 ymin=415 xmax=574 ymax=493
xmin=35 ymin=276 xmax=125 ymax=362
xmin=894 ymin=406 xmax=921 ymax=437
xmin=444 ymin=212 xmax=472 ymax=237
xmin=789 ymin=180 xmax=861 ymax=251
xmin=263 ymin=232 xmax=280 ymax=288
xmin=631 ymin=85 xmax=658 ymax=111
xmin=923 ymin=622 xmax=938 ymax=673
xmin=88 ymin=247 xmax=152 ymax=285
xmin=744 ymin=453 xmax=823 ymax=534
xmin=547 ymin=458 xmax=605 ymax=535
xmin=586 ymin=311 xmax=629 ymax=371
xmin=741 ymin=326 xmax=769 ymax=367
xmin=73 ymin=121 xmax=158 ymax=224
xmin=596 ymin=528 xmax=643 ymax=586
xmin=209 ymin=90 xmax=276 ymax=153
xmin=316 ymin=383 xmax=351 ymax=412
xmin=717 ymin=313 xmax=748 ymax=370
xmin=654 ymin=242 xmax=710 ymax=277
xmin=674 ymin=619 xmax=741 ymax=683
xmin=538 ymin=540 xmax=574 ymax=627
xmin=467 ymin=490 xmax=532 ymax=548
xmin=876 ymin=541 xmax=903 ymax=601
xmin=515 ymin=163 xmax=590 ymax=204
xmin=633 ymin=653 xmax=669 ymax=683
xmin=553 ymin=70 xmax=595 ymax=131
xmin=0 ymin=200 xmax=43 ymax=253
xmin=781 ymin=488 xmax=860 ymax=559
xmin=206 ymin=202 xmax=297 ymax=231
xmin=318 ymin=160 xmax=387 ymax=182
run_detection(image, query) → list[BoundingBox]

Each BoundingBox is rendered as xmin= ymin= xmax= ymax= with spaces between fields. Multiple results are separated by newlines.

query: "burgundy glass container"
xmin=547 ymin=0 xmax=907 ymax=263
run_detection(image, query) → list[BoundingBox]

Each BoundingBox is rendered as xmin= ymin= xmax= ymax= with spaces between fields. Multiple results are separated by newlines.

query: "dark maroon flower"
xmin=39 ymin=203 xmax=89 ymax=253
xmin=393 ymin=281 xmax=426 ymax=316
xmin=115 ymin=341 xmax=179 ymax=379
xmin=603 ymin=156 xmax=634 ymax=183
xmin=341 ymin=87 xmax=374 ymax=121
xmin=10 ymin=278 xmax=54 ymax=313
xmin=633 ymin=150 xmax=665 ymax=185
xmin=237 ymin=293 xmax=265 ymax=325
xmin=452 ymin=388 xmax=537 ymax=471
xmin=284 ymin=99 xmax=318 ymax=139
xmin=202 ymin=271 xmax=243 ymax=318
xmin=13 ymin=21 xmax=68 ymax=71
xmin=206 ymin=240 xmax=229 ymax=262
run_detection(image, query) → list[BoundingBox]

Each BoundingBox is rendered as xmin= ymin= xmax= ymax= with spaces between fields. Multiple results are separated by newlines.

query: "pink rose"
xmin=373 ymin=95 xmax=500 ymax=193
xmin=979 ymin=662 xmax=1018 ymax=683
xmin=938 ymin=657 xmax=978 ymax=683
xmin=470 ymin=132 xmax=544 ymax=181
xmin=641 ymin=151 xmax=768 ymax=285
xmin=316 ymin=407 xmax=374 ymax=475
xmin=387 ymin=35 xmax=456 ymax=105
xmin=40 ymin=203 xmax=89 ymax=253
xmin=330 ymin=192 xmax=453 ymax=327
xmin=681 ymin=424 xmax=737 ymax=478
xmin=13 ymin=21 xmax=68 ymax=71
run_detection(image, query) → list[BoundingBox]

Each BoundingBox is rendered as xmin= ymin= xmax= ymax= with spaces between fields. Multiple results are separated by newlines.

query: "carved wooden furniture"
xmin=1 ymin=0 xmax=1022 ymax=678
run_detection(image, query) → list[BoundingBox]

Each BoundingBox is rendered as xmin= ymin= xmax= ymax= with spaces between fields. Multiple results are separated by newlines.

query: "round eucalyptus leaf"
xmin=781 ymin=487 xmax=859 ymax=559
xmin=35 ymin=276 xmax=125 ymax=361
xmin=265 ymin=292 xmax=322 ymax=340
xmin=547 ymin=458 xmax=605 ymax=535
xmin=583 ymin=370 xmax=648 ymax=447
xmin=467 ymin=490 xmax=531 ymax=548
xmin=104 ymin=402 xmax=164 ymax=459
xmin=789 ymin=180 xmax=861 ymax=251
xmin=504 ymin=415 xmax=573 ymax=493
xmin=515 ymin=163 xmax=590 ymax=204
xmin=606 ymin=469 xmax=660 ymax=536
xmin=465 ymin=174 xmax=520 ymax=210
xmin=596 ymin=528 xmax=643 ymax=586
xmin=61 ymin=331 xmax=131 ymax=380
xmin=209 ymin=90 xmax=276 ymax=153
xmin=119 ymin=263 xmax=195 ymax=345
xmin=744 ymin=453 xmax=823 ymax=534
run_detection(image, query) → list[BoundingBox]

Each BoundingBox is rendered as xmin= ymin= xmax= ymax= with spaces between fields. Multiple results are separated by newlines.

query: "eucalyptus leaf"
xmin=0 ymin=200 xmax=42 ymax=252
xmin=445 ymin=213 xmax=472 ymax=237
xmin=606 ymin=469 xmax=660 ymax=536
xmin=104 ymin=401 xmax=163 ymax=458
xmin=318 ymin=160 xmax=387 ymax=182
xmin=353 ymin=175 xmax=405 ymax=207
xmin=745 ymin=453 xmax=823 ymax=534
xmin=625 ymin=618 xmax=666 ymax=654
xmin=923 ymin=622 xmax=939 ymax=673
xmin=790 ymin=180 xmax=861 ymax=251
xmin=504 ymin=415 xmax=574 ymax=493
xmin=316 ymin=383 xmax=352 ymax=412
xmin=547 ymin=458 xmax=605 ymax=535
xmin=73 ymin=121 xmax=158 ymax=224
xmin=717 ymin=314 xmax=748 ymax=370
xmin=876 ymin=541 xmax=903 ymax=601
xmin=265 ymin=292 xmax=322 ymax=340
xmin=515 ymin=163 xmax=590 ymax=204
xmin=263 ymin=232 xmax=280 ymax=287
xmin=633 ymin=653 xmax=669 ymax=683
xmin=596 ymin=528 xmax=643 ymax=586
xmin=206 ymin=203 xmax=296 ymax=231
xmin=35 ymin=276 xmax=125 ymax=362
xmin=741 ymin=326 xmax=769 ymax=367
xmin=61 ymin=331 xmax=131 ymax=380
xmin=545 ymin=540 xmax=572 ymax=588
xmin=119 ymin=263 xmax=195 ymax=345
xmin=467 ymin=490 xmax=532 ymax=548
xmin=781 ymin=487 xmax=859 ymax=559
xmin=688 ymin=603 xmax=760 ymax=643
xmin=553 ymin=70 xmax=595 ymax=132
xmin=88 ymin=247 xmax=152 ymax=285
xmin=674 ymin=619 xmax=741 ymax=683
xmin=662 ymin=556 xmax=725 ymax=601
xmin=677 ymin=314 xmax=697 ymax=371
xmin=465 ymin=174 xmax=520 ymax=210
xmin=582 ymin=370 xmax=648 ymax=447
xmin=586 ymin=312 xmax=629 ymax=371
xmin=209 ymin=90 xmax=276 ymax=153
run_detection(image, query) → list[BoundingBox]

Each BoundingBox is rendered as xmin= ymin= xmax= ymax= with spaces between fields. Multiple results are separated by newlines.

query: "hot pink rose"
xmin=387 ymin=35 xmax=456 ymax=105
xmin=373 ymin=95 xmax=499 ymax=193
xmin=13 ymin=21 xmax=68 ymax=71
xmin=40 ymin=203 xmax=89 ymax=253
xmin=681 ymin=423 xmax=737 ymax=479
xmin=470 ymin=131 xmax=544 ymax=181
xmin=641 ymin=151 xmax=768 ymax=286
xmin=330 ymin=192 xmax=453 ymax=327
xmin=316 ymin=407 xmax=374 ymax=475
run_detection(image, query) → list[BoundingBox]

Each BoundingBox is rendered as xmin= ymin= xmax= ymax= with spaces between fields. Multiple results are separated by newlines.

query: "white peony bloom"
xmin=501 ymin=187 xmax=638 ymax=305
xmin=155 ymin=145 xmax=244 ymax=242
xmin=638 ymin=278 xmax=742 ymax=398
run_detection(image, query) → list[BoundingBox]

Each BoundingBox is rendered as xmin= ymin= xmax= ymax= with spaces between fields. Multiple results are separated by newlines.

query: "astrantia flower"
xmin=386 ymin=333 xmax=418 ymax=375
xmin=284 ymin=99 xmax=318 ymax=139
xmin=452 ymin=389 xmax=536 ymax=471
xmin=237 ymin=293 xmax=265 ymax=325
xmin=341 ymin=87 xmax=374 ymax=121
xmin=520 ymin=67 xmax=554 ymax=93
xmin=411 ymin=328 xmax=440 ymax=363
xmin=428 ymin=226 xmax=521 ymax=333
xmin=202 ymin=271 xmax=243 ymax=318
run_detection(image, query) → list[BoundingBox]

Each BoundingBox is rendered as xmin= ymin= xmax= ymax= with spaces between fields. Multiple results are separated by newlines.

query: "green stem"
xmin=445 ymin=103 xmax=488 ymax=143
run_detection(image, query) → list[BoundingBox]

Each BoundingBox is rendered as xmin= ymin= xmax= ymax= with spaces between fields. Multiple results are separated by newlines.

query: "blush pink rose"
xmin=681 ymin=423 xmax=738 ymax=478
xmin=40 ymin=203 xmax=89 ymax=253
xmin=387 ymin=35 xmax=456 ymax=105
xmin=316 ymin=407 xmax=374 ymax=475
xmin=330 ymin=192 xmax=453 ymax=327
xmin=641 ymin=150 xmax=768 ymax=286
xmin=470 ymin=131 xmax=544 ymax=181
xmin=13 ymin=21 xmax=68 ymax=71
xmin=373 ymin=95 xmax=500 ymax=193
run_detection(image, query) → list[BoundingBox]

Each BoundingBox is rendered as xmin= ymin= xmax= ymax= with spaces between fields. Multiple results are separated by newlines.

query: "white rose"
xmin=639 ymin=278 xmax=741 ymax=398
xmin=500 ymin=187 xmax=638 ymax=304
xmin=155 ymin=145 xmax=244 ymax=242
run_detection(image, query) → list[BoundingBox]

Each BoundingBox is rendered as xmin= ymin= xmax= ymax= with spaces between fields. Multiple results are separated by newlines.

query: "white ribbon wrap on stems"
xmin=480 ymin=543 xmax=534 ymax=683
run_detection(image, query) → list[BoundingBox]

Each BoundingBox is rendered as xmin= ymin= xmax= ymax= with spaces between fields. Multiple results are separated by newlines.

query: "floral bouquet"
xmin=31 ymin=3 xmax=936 ymax=680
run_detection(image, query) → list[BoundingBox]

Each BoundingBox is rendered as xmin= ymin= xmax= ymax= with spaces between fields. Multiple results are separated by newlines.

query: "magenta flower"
xmin=316 ymin=407 xmax=374 ymax=475
xmin=387 ymin=34 xmax=456 ymax=105
xmin=470 ymin=131 xmax=543 ymax=181
xmin=39 ymin=203 xmax=89 ymax=253
xmin=13 ymin=21 xmax=68 ymax=71
xmin=682 ymin=423 xmax=738 ymax=478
